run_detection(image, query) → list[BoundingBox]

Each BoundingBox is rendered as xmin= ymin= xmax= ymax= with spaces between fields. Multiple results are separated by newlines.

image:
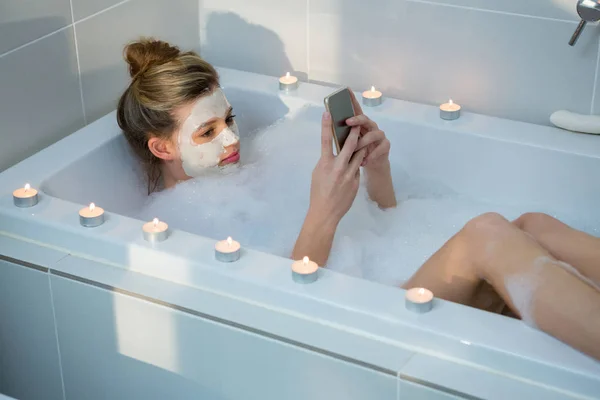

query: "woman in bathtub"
xmin=116 ymin=38 xmax=396 ymax=267
xmin=118 ymin=39 xmax=599 ymax=361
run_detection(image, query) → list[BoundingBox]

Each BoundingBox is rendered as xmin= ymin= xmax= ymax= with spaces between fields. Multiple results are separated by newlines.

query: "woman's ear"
xmin=148 ymin=136 xmax=177 ymax=161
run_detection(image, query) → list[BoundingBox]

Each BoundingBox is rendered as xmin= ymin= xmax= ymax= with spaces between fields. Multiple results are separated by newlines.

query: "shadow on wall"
xmin=0 ymin=18 xmax=84 ymax=172
xmin=202 ymin=12 xmax=307 ymax=81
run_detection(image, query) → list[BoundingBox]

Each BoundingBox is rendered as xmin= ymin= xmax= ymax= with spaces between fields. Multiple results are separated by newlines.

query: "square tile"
xmin=200 ymin=0 xmax=308 ymax=78
xmin=309 ymin=0 xmax=599 ymax=124
xmin=0 ymin=0 xmax=72 ymax=55
xmin=71 ymin=0 xmax=125 ymax=22
xmin=0 ymin=261 xmax=63 ymax=400
xmin=0 ymin=27 xmax=85 ymax=172
xmin=76 ymin=0 xmax=200 ymax=123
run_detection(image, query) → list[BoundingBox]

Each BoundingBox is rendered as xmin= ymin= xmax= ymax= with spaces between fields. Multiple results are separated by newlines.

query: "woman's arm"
xmin=364 ymin=160 xmax=396 ymax=209
xmin=291 ymin=111 xmax=366 ymax=266
xmin=292 ymin=210 xmax=338 ymax=267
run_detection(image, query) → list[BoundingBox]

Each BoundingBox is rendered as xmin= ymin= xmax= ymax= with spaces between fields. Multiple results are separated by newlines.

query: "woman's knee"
xmin=513 ymin=212 xmax=556 ymax=234
xmin=461 ymin=212 xmax=512 ymax=240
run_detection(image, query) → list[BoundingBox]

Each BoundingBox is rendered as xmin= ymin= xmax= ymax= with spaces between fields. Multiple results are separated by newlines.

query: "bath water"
xmin=137 ymin=106 xmax=597 ymax=286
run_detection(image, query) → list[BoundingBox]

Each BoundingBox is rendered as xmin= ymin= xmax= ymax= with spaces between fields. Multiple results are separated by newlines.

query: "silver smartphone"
xmin=324 ymin=87 xmax=356 ymax=154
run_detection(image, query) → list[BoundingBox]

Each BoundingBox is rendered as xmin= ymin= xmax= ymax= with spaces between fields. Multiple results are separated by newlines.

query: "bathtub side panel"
xmin=50 ymin=274 xmax=397 ymax=400
xmin=0 ymin=260 xmax=64 ymax=400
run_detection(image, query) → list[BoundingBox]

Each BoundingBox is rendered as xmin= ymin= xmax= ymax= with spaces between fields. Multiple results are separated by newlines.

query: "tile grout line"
xmin=0 ymin=25 xmax=72 ymax=60
xmin=306 ymin=0 xmax=311 ymax=81
xmin=405 ymin=0 xmax=578 ymax=24
xmin=69 ymin=0 xmax=88 ymax=125
xmin=47 ymin=274 xmax=67 ymax=400
xmin=590 ymin=38 xmax=600 ymax=114
xmin=73 ymin=0 xmax=132 ymax=26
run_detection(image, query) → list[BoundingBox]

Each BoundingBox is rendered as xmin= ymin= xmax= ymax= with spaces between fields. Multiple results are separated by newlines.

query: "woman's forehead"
xmin=186 ymin=88 xmax=230 ymax=123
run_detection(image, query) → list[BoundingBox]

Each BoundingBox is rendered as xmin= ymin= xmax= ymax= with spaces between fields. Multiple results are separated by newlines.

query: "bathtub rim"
xmin=0 ymin=67 xmax=599 ymax=399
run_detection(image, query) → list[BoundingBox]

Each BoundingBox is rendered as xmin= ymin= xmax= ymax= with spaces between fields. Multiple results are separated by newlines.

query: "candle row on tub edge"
xmin=12 ymin=183 xmax=435 ymax=312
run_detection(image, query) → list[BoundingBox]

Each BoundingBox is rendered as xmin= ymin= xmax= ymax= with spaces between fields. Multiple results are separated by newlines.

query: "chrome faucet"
xmin=569 ymin=0 xmax=600 ymax=46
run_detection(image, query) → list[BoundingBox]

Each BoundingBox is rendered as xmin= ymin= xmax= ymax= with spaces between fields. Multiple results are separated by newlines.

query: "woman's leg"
xmin=514 ymin=212 xmax=600 ymax=285
xmin=403 ymin=212 xmax=600 ymax=360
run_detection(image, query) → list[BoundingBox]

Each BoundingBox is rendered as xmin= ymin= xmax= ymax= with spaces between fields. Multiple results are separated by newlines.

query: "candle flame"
xmin=449 ymin=99 xmax=453 ymax=105
xmin=302 ymin=256 xmax=309 ymax=265
xmin=89 ymin=203 xmax=95 ymax=211
xmin=286 ymin=72 xmax=290 ymax=78
xmin=227 ymin=236 xmax=233 ymax=247
xmin=153 ymin=218 xmax=159 ymax=227
xmin=24 ymin=183 xmax=30 ymax=192
xmin=418 ymin=288 xmax=425 ymax=295
xmin=371 ymin=86 xmax=376 ymax=92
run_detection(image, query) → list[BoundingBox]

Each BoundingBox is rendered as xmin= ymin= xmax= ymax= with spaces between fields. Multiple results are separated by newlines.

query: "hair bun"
xmin=124 ymin=38 xmax=181 ymax=79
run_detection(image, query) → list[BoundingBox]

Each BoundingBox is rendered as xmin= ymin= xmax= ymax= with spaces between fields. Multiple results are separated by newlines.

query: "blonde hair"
xmin=117 ymin=38 xmax=219 ymax=194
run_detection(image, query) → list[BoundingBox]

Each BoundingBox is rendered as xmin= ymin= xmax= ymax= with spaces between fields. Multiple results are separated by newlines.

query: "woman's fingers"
xmin=348 ymin=89 xmax=364 ymax=116
xmin=346 ymin=114 xmax=378 ymax=132
xmin=356 ymin=130 xmax=385 ymax=151
xmin=320 ymin=111 xmax=334 ymax=159
xmin=336 ymin=126 xmax=361 ymax=165
xmin=364 ymin=139 xmax=390 ymax=164
xmin=346 ymin=148 xmax=367 ymax=180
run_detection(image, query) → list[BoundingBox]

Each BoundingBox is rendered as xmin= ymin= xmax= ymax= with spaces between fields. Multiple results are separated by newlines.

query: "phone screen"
xmin=325 ymin=88 xmax=355 ymax=152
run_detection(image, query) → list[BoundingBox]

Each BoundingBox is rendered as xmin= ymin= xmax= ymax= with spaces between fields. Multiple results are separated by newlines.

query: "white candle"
xmin=362 ymin=86 xmax=383 ymax=107
xmin=13 ymin=183 xmax=39 ymax=208
xmin=215 ymin=236 xmax=241 ymax=262
xmin=405 ymin=287 xmax=434 ymax=313
xmin=79 ymin=202 xmax=105 ymax=227
xmin=291 ymin=256 xmax=319 ymax=284
xmin=142 ymin=217 xmax=169 ymax=243
xmin=440 ymin=99 xmax=461 ymax=120
xmin=279 ymin=72 xmax=299 ymax=91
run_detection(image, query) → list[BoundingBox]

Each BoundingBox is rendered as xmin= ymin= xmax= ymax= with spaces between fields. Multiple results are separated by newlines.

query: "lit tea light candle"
xmin=79 ymin=202 xmax=105 ymax=227
xmin=440 ymin=99 xmax=461 ymax=120
xmin=143 ymin=217 xmax=169 ymax=243
xmin=362 ymin=86 xmax=383 ymax=107
xmin=13 ymin=183 xmax=39 ymax=208
xmin=215 ymin=236 xmax=241 ymax=262
xmin=291 ymin=256 xmax=319 ymax=284
xmin=279 ymin=72 xmax=298 ymax=91
xmin=405 ymin=287 xmax=434 ymax=313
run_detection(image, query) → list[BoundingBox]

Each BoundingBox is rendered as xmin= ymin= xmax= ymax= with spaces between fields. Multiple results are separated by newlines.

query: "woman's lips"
xmin=221 ymin=151 xmax=240 ymax=164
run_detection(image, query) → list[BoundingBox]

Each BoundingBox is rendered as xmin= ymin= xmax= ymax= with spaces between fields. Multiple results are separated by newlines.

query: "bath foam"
xmin=138 ymin=107 xmax=598 ymax=286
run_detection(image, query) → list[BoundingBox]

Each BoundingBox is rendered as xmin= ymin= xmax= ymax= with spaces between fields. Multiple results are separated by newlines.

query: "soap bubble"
xmin=138 ymin=106 xmax=597 ymax=287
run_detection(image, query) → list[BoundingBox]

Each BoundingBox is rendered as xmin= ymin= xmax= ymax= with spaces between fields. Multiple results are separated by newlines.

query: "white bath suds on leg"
xmin=554 ymin=258 xmax=600 ymax=293
xmin=504 ymin=271 xmax=540 ymax=329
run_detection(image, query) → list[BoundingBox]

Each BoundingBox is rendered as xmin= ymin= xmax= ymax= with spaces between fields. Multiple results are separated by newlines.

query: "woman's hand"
xmin=345 ymin=90 xmax=391 ymax=170
xmin=291 ymin=111 xmax=366 ymax=266
xmin=346 ymin=89 xmax=397 ymax=209
xmin=309 ymin=111 xmax=366 ymax=227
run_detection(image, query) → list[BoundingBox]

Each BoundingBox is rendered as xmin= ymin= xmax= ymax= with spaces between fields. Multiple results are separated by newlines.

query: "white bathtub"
xmin=1 ymin=68 xmax=599 ymax=400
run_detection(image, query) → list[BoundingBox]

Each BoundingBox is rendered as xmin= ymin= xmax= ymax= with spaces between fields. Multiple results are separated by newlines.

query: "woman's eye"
xmin=226 ymin=115 xmax=236 ymax=124
xmin=201 ymin=129 xmax=214 ymax=138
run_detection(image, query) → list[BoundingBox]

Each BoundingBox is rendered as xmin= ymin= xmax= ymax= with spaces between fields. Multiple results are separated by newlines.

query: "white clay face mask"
xmin=178 ymin=88 xmax=240 ymax=177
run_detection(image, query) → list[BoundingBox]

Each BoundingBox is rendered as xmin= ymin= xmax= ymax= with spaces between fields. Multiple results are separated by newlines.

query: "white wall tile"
xmin=310 ymin=0 xmax=599 ymax=125
xmin=71 ymin=0 xmax=125 ymax=22
xmin=75 ymin=0 xmax=200 ymax=123
xmin=200 ymin=0 xmax=308 ymax=79
xmin=0 ymin=0 xmax=72 ymax=55
xmin=0 ymin=27 xmax=84 ymax=172
xmin=0 ymin=261 xmax=64 ymax=400
xmin=406 ymin=0 xmax=578 ymax=21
